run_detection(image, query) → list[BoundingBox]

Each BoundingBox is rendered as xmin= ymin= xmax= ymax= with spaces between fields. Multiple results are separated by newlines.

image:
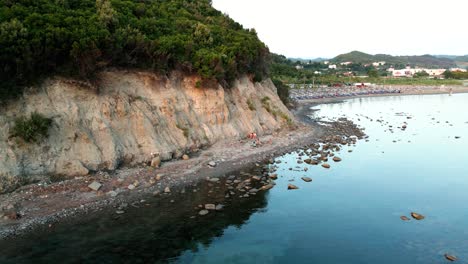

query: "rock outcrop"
xmin=0 ymin=70 xmax=293 ymax=193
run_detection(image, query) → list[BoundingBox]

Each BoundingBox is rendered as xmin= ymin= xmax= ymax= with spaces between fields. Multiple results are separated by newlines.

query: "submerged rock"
xmin=400 ymin=216 xmax=410 ymax=221
xmin=301 ymin=177 xmax=312 ymax=182
xmin=199 ymin=210 xmax=209 ymax=216
xmin=411 ymin=212 xmax=425 ymax=220
xmin=444 ymin=254 xmax=457 ymax=261
xmin=332 ymin=157 xmax=342 ymax=162
xmin=322 ymin=163 xmax=330 ymax=169
xmin=205 ymin=204 xmax=216 ymax=210
xmin=287 ymin=184 xmax=299 ymax=190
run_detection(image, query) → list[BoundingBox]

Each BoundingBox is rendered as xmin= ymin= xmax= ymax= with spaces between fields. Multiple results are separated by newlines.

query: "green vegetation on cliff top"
xmin=0 ymin=0 xmax=269 ymax=101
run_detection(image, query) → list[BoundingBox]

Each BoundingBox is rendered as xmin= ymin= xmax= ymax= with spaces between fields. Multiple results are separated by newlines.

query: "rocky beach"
xmin=0 ymin=106 xmax=365 ymax=239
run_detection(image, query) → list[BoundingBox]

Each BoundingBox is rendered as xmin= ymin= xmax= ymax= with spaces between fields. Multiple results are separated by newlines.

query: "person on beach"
xmin=449 ymin=88 xmax=453 ymax=96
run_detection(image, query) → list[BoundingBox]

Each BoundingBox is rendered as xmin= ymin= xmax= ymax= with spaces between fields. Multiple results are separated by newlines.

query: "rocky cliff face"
xmin=0 ymin=71 xmax=292 ymax=193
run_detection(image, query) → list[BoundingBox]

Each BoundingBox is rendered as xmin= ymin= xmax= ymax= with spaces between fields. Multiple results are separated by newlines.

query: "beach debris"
xmin=411 ymin=212 xmax=425 ymax=220
xmin=444 ymin=254 xmax=457 ymax=261
xmin=199 ymin=210 xmax=209 ymax=216
xmin=88 ymin=181 xmax=102 ymax=191
xmin=332 ymin=157 xmax=342 ymax=162
xmin=288 ymin=184 xmax=299 ymax=190
xmin=322 ymin=163 xmax=330 ymax=169
xmin=400 ymin=216 xmax=410 ymax=221
xmin=301 ymin=177 xmax=312 ymax=182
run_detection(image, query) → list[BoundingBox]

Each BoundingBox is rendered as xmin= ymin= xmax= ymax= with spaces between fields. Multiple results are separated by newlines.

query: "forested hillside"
xmin=333 ymin=51 xmax=457 ymax=68
xmin=0 ymin=0 xmax=269 ymax=100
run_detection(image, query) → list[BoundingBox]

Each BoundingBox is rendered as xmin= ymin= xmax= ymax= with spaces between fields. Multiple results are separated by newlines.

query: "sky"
xmin=212 ymin=0 xmax=468 ymax=59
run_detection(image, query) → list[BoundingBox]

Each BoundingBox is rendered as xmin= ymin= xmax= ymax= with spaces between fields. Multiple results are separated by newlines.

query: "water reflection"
xmin=0 ymin=167 xmax=269 ymax=264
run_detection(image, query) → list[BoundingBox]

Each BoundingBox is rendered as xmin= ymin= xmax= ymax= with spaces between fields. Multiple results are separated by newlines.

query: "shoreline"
xmin=292 ymin=85 xmax=468 ymax=104
xmin=0 ymin=122 xmax=325 ymax=239
xmin=2 ymin=87 xmax=456 ymax=239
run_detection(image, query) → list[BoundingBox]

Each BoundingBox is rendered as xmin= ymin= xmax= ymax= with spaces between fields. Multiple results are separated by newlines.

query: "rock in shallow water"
xmin=322 ymin=163 xmax=330 ymax=169
xmin=288 ymin=184 xmax=299 ymax=190
xmin=444 ymin=254 xmax=457 ymax=261
xmin=199 ymin=210 xmax=209 ymax=216
xmin=205 ymin=204 xmax=216 ymax=210
xmin=411 ymin=212 xmax=425 ymax=220
xmin=301 ymin=177 xmax=312 ymax=182
xmin=332 ymin=157 xmax=342 ymax=162
xmin=400 ymin=216 xmax=410 ymax=221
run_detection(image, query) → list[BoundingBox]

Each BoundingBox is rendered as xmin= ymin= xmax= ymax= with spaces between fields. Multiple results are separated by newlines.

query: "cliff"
xmin=0 ymin=71 xmax=293 ymax=193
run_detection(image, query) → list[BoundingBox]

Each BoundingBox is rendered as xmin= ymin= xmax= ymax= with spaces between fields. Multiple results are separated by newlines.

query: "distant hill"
xmin=332 ymin=51 xmax=458 ymax=68
xmin=288 ymin=57 xmax=328 ymax=63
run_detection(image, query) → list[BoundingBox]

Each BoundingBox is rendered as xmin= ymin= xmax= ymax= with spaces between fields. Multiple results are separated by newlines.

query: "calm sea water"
xmin=1 ymin=93 xmax=467 ymax=264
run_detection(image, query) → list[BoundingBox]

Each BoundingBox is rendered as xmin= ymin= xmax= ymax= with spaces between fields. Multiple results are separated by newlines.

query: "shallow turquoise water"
xmin=1 ymin=93 xmax=467 ymax=263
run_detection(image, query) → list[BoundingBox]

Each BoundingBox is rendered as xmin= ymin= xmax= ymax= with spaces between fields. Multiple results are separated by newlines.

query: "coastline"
xmin=293 ymin=85 xmax=468 ymax=104
xmin=0 ymin=123 xmax=324 ymax=239
xmin=1 ymin=86 xmax=461 ymax=239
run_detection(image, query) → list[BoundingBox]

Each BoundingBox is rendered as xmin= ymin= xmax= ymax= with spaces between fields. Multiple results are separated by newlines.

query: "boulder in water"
xmin=411 ymin=212 xmax=425 ymax=220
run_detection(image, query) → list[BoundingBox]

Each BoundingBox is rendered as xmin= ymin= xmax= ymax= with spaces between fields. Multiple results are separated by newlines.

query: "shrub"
xmin=247 ymin=99 xmax=256 ymax=111
xmin=11 ymin=112 xmax=52 ymax=143
xmin=176 ymin=124 xmax=190 ymax=138
xmin=272 ymin=79 xmax=290 ymax=106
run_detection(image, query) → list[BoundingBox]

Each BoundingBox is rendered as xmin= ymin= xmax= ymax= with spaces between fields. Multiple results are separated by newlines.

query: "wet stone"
xmin=199 ymin=210 xmax=209 ymax=216
xmin=411 ymin=212 xmax=425 ymax=220
xmin=301 ymin=177 xmax=312 ymax=182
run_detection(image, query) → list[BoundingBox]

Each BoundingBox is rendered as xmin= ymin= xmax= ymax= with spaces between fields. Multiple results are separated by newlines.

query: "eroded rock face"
xmin=0 ymin=71 xmax=292 ymax=193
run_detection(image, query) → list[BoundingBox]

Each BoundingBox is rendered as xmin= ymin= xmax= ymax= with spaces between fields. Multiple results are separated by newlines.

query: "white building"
xmin=450 ymin=68 xmax=467 ymax=72
xmin=391 ymin=68 xmax=446 ymax=77
xmin=328 ymin=64 xmax=337 ymax=69
xmin=372 ymin=61 xmax=386 ymax=67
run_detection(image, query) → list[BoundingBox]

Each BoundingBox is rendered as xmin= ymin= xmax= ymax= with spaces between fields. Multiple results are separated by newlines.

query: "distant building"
xmin=328 ymin=64 xmax=337 ymax=69
xmin=450 ymin=68 xmax=467 ymax=72
xmin=295 ymin=65 xmax=304 ymax=70
xmin=340 ymin=61 xmax=352 ymax=66
xmin=324 ymin=61 xmax=330 ymax=65
xmin=372 ymin=61 xmax=386 ymax=67
xmin=391 ymin=68 xmax=446 ymax=77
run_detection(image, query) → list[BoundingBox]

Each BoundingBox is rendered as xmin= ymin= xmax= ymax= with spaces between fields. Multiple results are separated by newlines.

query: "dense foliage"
xmin=0 ymin=0 xmax=269 ymax=100
xmin=444 ymin=70 xmax=468 ymax=79
xmin=11 ymin=112 xmax=52 ymax=142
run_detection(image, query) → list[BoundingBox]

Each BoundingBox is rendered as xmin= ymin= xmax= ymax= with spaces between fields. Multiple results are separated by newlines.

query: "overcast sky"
xmin=212 ymin=0 xmax=468 ymax=58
